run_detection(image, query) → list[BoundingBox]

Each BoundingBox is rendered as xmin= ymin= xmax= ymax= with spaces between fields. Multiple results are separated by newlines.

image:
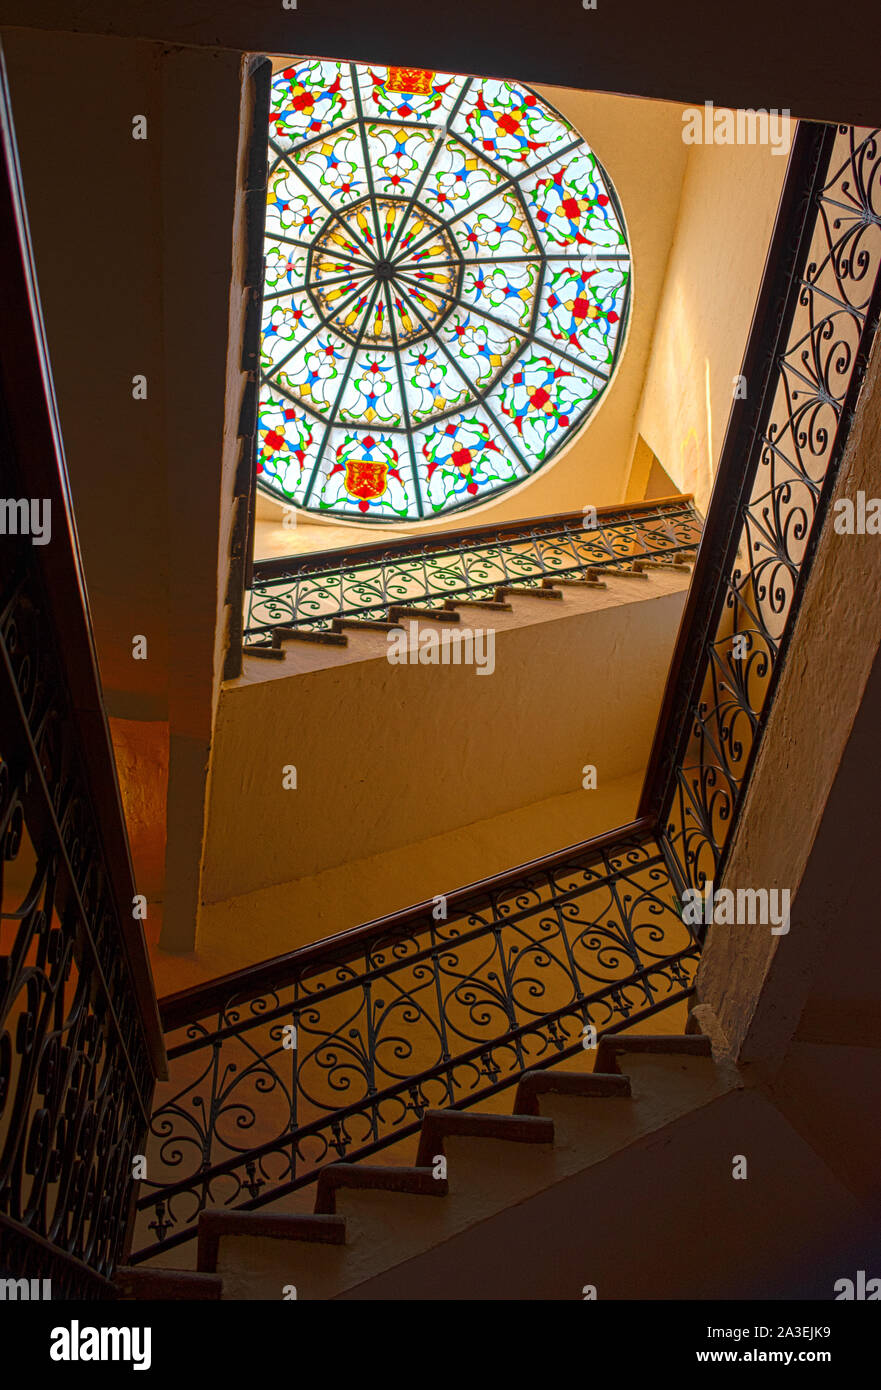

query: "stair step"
xmin=632 ymin=558 xmax=693 ymax=573
xmin=595 ymin=1033 xmax=713 ymax=1074
xmin=685 ymin=1009 xmax=706 ymax=1036
xmin=242 ymin=643 xmax=286 ymax=660
xmin=272 ymin=626 xmax=348 ymax=646
xmin=495 ymin=584 xmax=563 ymax=601
xmin=331 ymin=616 xmax=403 ymax=632
xmin=542 ymin=576 xmax=607 ymax=590
xmin=387 ymin=605 xmax=461 ymax=623
xmin=606 ymin=565 xmax=649 ymax=579
xmin=197 ymin=1210 xmax=346 ymax=1271
xmin=115 ymin=1266 xmax=223 ymax=1300
xmin=513 ymin=1068 xmax=631 ymax=1115
xmin=443 ymin=597 xmax=513 ymax=612
xmin=315 ymin=1163 xmax=447 ymax=1214
xmin=416 ymin=1109 xmax=554 ymax=1166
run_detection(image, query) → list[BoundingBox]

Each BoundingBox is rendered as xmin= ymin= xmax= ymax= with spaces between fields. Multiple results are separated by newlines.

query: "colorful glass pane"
xmin=260 ymin=60 xmax=632 ymax=521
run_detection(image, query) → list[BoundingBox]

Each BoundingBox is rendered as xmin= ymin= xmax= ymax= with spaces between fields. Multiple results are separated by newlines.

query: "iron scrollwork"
xmin=246 ymin=499 xmax=702 ymax=638
xmin=0 ymin=569 xmax=154 ymax=1292
xmin=133 ymin=125 xmax=881 ymax=1269
xmin=659 ymin=125 xmax=881 ymax=894
xmin=133 ymin=831 xmax=698 ymax=1261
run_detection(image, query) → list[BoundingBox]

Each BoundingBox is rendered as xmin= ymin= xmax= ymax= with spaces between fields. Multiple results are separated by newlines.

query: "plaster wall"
xmin=2 ymin=30 xmax=170 ymax=715
xmin=2 ymin=30 xmax=244 ymax=714
xmin=2 ymin=29 xmax=249 ymax=952
xmin=149 ymin=771 xmax=641 ymax=988
xmin=336 ymin=1082 xmax=868 ymax=1300
xmin=3 ymin=0 xmax=879 ymax=128
xmin=200 ymin=573 xmax=688 ymax=911
xmin=108 ymin=716 xmax=169 ymax=903
xmin=631 ymin=133 xmax=791 ymax=516
xmin=140 ymin=1050 xmax=875 ymax=1295
xmin=694 ymin=335 xmax=881 ymax=1065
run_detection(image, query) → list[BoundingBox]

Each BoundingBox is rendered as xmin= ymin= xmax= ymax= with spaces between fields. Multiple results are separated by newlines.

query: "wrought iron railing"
xmin=0 ymin=55 xmax=165 ymax=1296
xmin=135 ymin=824 xmax=697 ymax=1258
xmin=642 ymin=121 xmax=881 ymax=891
xmin=131 ymin=120 xmax=881 ymax=1263
xmin=245 ymin=496 xmax=702 ymax=639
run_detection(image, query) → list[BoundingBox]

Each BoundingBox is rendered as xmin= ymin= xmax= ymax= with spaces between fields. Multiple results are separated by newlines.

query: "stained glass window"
xmin=258 ymin=60 xmax=632 ymax=522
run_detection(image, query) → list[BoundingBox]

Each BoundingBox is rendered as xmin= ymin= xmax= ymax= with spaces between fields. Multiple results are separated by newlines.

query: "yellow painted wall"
xmin=108 ymin=717 xmax=169 ymax=903
xmin=150 ymin=772 xmax=643 ymax=990
xmin=3 ymin=30 xmax=254 ymax=954
xmin=143 ymin=572 xmax=691 ymax=975
xmin=201 ymin=576 xmax=688 ymax=904
xmin=629 ymin=131 xmax=791 ymax=515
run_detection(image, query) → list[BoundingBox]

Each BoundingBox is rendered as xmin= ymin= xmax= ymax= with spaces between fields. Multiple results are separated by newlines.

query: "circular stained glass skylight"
xmin=258 ymin=60 xmax=632 ymax=522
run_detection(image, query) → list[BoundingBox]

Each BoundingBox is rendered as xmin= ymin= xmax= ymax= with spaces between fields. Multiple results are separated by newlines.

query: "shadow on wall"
xmin=109 ymin=717 xmax=169 ymax=907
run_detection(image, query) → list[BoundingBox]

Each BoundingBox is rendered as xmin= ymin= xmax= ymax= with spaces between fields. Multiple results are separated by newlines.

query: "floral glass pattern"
xmin=258 ymin=61 xmax=632 ymax=521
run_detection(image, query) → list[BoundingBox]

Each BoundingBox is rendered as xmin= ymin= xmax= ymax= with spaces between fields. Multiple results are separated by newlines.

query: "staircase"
xmin=5 ymin=91 xmax=880 ymax=1301
xmin=243 ymin=552 xmax=697 ymax=660
xmin=241 ymin=496 xmax=702 ymax=653
xmin=119 ymin=122 xmax=881 ymax=1301
xmin=118 ymin=1025 xmax=870 ymax=1300
xmin=118 ymin=1035 xmax=732 ymax=1299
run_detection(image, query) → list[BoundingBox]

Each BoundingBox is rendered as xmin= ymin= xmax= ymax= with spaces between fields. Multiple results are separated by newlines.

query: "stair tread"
xmin=243 ymin=643 xmax=286 ymax=660
xmin=273 ymin=626 xmax=348 ymax=645
xmin=197 ymin=1209 xmax=346 ymax=1271
xmin=594 ymin=1033 xmax=713 ymax=1074
xmin=315 ymin=1164 xmax=447 ymax=1214
xmin=416 ymin=1108 xmax=554 ymax=1165
xmin=514 ymin=1068 xmax=632 ymax=1115
xmin=115 ymin=1266 xmax=223 ymax=1300
xmin=632 ymin=558 xmax=692 ymax=572
xmin=543 ymin=576 xmax=607 ymax=589
xmin=495 ymin=584 xmax=563 ymax=599
xmin=332 ymin=616 xmax=403 ymax=632
xmin=443 ymin=598 xmax=513 ymax=612
xmin=388 ymin=605 xmax=461 ymax=622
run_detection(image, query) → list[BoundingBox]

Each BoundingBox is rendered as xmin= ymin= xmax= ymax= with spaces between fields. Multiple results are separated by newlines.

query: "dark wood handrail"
xmin=636 ymin=120 xmax=837 ymax=821
xmin=251 ymin=493 xmax=696 ymax=581
xmin=158 ymin=814 xmax=656 ymax=1030
xmin=0 ymin=50 xmax=166 ymax=1080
